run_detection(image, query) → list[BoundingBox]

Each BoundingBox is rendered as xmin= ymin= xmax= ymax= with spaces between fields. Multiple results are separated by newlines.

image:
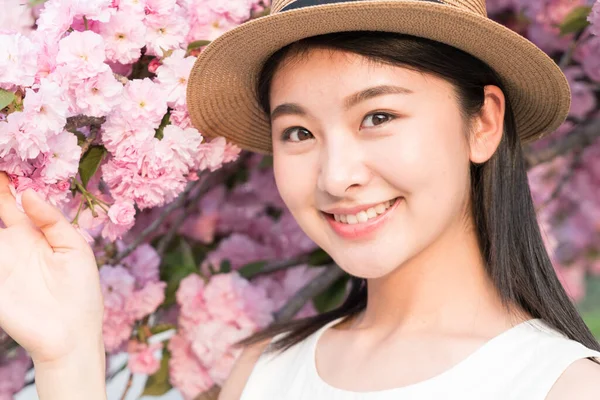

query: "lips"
xmin=322 ymin=197 xmax=403 ymax=240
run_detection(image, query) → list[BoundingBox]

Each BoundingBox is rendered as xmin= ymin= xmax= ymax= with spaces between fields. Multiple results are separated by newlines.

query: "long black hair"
xmin=234 ymin=31 xmax=600 ymax=360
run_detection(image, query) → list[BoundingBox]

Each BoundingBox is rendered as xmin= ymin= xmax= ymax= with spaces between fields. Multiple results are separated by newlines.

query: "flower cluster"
xmin=1 ymin=0 xmax=599 ymax=399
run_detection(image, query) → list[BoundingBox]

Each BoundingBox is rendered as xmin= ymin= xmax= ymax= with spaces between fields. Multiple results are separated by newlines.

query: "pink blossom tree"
xmin=0 ymin=0 xmax=599 ymax=399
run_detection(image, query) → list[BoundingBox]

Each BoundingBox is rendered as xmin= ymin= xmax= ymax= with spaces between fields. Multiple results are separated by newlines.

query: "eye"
xmin=282 ymin=127 xmax=314 ymax=142
xmin=361 ymin=112 xmax=395 ymax=128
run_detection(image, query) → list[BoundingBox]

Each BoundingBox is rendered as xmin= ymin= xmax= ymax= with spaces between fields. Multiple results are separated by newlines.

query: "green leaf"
xmin=0 ymin=89 xmax=16 ymax=110
xmin=78 ymin=146 xmax=107 ymax=189
xmin=154 ymin=112 xmax=170 ymax=140
xmin=28 ymin=0 xmax=48 ymax=6
xmin=187 ymin=40 xmax=211 ymax=51
xmin=308 ymin=248 xmax=332 ymax=266
xmin=220 ymin=259 xmax=232 ymax=274
xmin=160 ymin=238 xmax=200 ymax=308
xmin=559 ymin=6 xmax=592 ymax=35
xmin=577 ymin=275 xmax=600 ymax=314
xmin=141 ymin=348 xmax=172 ymax=396
xmin=238 ymin=261 xmax=267 ymax=279
xmin=583 ymin=311 xmax=600 ymax=340
xmin=312 ymin=275 xmax=349 ymax=313
xmin=149 ymin=323 xmax=177 ymax=335
xmin=72 ymin=130 xmax=87 ymax=146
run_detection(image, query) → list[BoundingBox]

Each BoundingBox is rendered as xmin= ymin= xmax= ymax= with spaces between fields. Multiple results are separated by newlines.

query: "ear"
xmin=469 ymin=85 xmax=505 ymax=164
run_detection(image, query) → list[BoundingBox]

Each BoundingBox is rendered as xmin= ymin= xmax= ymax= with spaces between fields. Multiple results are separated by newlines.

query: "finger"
xmin=0 ymin=172 xmax=30 ymax=227
xmin=21 ymin=188 xmax=87 ymax=252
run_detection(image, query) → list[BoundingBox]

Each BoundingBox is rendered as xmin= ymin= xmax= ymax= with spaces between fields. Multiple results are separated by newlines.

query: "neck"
xmin=355 ymin=218 xmax=525 ymax=334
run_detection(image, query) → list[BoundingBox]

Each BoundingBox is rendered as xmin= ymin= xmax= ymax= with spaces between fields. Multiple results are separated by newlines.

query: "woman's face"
xmin=269 ymin=48 xmax=475 ymax=278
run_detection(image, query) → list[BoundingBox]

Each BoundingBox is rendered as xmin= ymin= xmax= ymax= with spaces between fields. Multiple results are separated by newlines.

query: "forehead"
xmin=269 ymin=47 xmax=455 ymax=105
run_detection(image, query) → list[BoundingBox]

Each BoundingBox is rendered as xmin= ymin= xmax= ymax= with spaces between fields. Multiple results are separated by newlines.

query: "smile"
xmin=323 ymin=197 xmax=403 ymax=240
xmin=332 ymin=199 xmax=395 ymax=224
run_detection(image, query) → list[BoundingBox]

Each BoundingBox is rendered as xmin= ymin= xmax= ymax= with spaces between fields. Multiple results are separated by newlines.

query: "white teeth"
xmin=332 ymin=198 xmax=398 ymax=225
xmin=356 ymin=211 xmax=368 ymax=223
xmin=366 ymin=207 xmax=377 ymax=218
xmin=374 ymin=203 xmax=386 ymax=214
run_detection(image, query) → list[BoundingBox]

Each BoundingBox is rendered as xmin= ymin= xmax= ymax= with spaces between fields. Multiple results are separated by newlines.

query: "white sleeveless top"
xmin=240 ymin=316 xmax=600 ymax=399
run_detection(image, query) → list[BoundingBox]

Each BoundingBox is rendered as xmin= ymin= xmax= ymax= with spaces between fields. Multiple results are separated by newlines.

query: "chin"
xmin=330 ymin=251 xmax=402 ymax=279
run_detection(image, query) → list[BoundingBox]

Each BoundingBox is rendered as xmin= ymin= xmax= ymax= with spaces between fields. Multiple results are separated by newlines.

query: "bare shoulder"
xmin=546 ymin=358 xmax=600 ymax=400
xmin=217 ymin=337 xmax=273 ymax=400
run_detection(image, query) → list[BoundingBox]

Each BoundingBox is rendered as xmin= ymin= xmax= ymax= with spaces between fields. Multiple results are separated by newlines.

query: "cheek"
xmin=273 ymin=154 xmax=316 ymax=213
xmin=369 ymin=115 xmax=470 ymax=208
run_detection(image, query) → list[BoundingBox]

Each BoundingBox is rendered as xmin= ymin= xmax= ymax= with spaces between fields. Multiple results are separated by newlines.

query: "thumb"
xmin=21 ymin=189 xmax=85 ymax=252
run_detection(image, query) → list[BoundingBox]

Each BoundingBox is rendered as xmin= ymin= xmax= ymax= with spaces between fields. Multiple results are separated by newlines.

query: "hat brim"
xmin=186 ymin=0 xmax=571 ymax=155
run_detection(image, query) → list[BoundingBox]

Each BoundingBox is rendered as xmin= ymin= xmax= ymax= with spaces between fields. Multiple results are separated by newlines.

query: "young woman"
xmin=0 ymin=0 xmax=598 ymax=400
xmin=184 ymin=0 xmax=600 ymax=398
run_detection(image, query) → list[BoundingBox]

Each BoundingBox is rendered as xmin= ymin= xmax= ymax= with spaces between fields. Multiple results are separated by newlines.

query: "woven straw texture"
xmin=186 ymin=0 xmax=571 ymax=154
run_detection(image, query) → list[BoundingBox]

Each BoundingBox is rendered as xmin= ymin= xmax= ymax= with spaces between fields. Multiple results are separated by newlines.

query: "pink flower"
xmin=203 ymin=271 xmax=274 ymax=330
xmin=0 ymin=0 xmax=35 ymax=34
xmin=195 ymin=137 xmax=226 ymax=172
xmin=100 ymin=265 xmax=136 ymax=309
xmin=99 ymin=10 xmax=147 ymax=64
xmin=101 ymin=146 xmax=188 ymax=209
xmin=119 ymin=78 xmax=168 ymax=128
xmin=23 ymin=80 xmax=68 ymax=135
xmin=564 ymin=67 xmax=596 ymax=120
xmin=120 ymin=243 xmax=162 ymax=286
xmin=103 ymin=200 xmax=136 ymax=240
xmin=158 ymin=124 xmax=204 ymax=174
xmin=0 ymin=111 xmax=49 ymax=160
xmin=589 ymin=0 xmax=600 ymax=36
xmin=181 ymin=213 xmax=219 ymax=243
xmin=36 ymin=0 xmax=74 ymax=42
xmin=108 ymin=200 xmax=136 ymax=226
xmin=155 ymin=49 xmax=196 ymax=108
xmin=0 ymin=347 xmax=31 ymax=399
xmin=170 ymin=106 xmax=192 ymax=129
xmin=126 ymin=281 xmax=167 ymax=320
xmin=56 ymin=30 xmax=107 ymax=79
xmin=39 ymin=130 xmax=81 ymax=184
xmin=168 ymin=333 xmax=214 ymax=400
xmin=203 ymin=233 xmax=275 ymax=273
xmin=117 ymin=0 xmax=146 ymax=15
xmin=0 ymin=33 xmax=38 ymax=90
xmin=127 ymin=341 xmax=163 ymax=375
xmin=71 ymin=0 xmax=114 ymax=22
xmin=0 ymin=151 xmax=34 ymax=176
xmin=176 ymin=274 xmax=211 ymax=331
xmin=103 ymin=308 xmax=135 ymax=352
xmin=73 ymin=68 xmax=123 ymax=117
xmin=189 ymin=319 xmax=249 ymax=382
xmin=101 ymin=113 xmax=156 ymax=158
xmin=575 ymin=35 xmax=600 ymax=83
xmin=145 ymin=0 xmax=177 ymax=15
xmin=223 ymin=141 xmax=241 ymax=163
xmin=144 ymin=10 xmax=189 ymax=57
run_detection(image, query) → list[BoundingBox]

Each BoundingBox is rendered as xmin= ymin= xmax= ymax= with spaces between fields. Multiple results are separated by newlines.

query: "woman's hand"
xmin=0 ymin=172 xmax=105 ymax=365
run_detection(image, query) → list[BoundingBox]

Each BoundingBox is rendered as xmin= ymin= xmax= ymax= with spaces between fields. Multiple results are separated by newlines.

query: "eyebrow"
xmin=270 ymin=85 xmax=414 ymax=122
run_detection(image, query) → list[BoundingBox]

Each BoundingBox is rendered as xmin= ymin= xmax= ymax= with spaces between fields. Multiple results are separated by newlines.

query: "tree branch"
xmin=155 ymin=153 xmax=251 ymax=256
xmin=524 ymin=117 xmax=600 ymax=168
xmin=274 ymin=264 xmax=346 ymax=323
xmin=193 ymin=385 xmax=221 ymax=400
xmin=65 ymin=115 xmax=106 ymax=132
xmin=111 ymin=175 xmax=208 ymax=264
xmin=246 ymin=254 xmax=313 ymax=279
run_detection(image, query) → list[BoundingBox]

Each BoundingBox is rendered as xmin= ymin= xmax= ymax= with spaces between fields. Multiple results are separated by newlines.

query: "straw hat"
xmin=186 ymin=0 xmax=571 ymax=155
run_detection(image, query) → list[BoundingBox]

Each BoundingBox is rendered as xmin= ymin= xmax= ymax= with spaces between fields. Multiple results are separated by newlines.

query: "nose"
xmin=317 ymin=137 xmax=371 ymax=197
